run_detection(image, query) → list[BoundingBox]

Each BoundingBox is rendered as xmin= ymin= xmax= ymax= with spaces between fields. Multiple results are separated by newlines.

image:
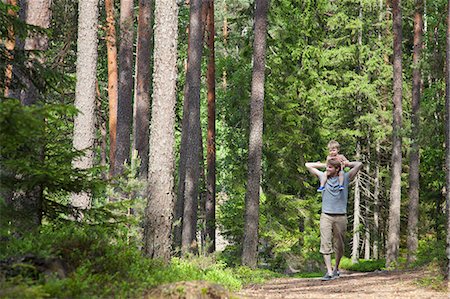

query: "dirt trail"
xmin=237 ymin=270 xmax=449 ymax=299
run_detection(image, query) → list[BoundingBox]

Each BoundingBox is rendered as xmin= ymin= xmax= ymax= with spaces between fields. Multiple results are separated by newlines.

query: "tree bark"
xmin=105 ymin=0 xmax=119 ymax=177
xmin=242 ymin=0 xmax=269 ymax=268
xmin=114 ymin=0 xmax=135 ymax=176
xmin=3 ymin=0 xmax=17 ymax=98
xmin=373 ymin=141 xmax=381 ymax=259
xmin=181 ymin=0 xmax=205 ymax=255
xmin=133 ymin=0 xmax=153 ymax=179
xmin=71 ymin=0 xmax=99 ymax=210
xmin=352 ymin=143 xmax=361 ymax=264
xmin=205 ymin=0 xmax=216 ymax=254
xmin=445 ymin=0 xmax=450 ymax=281
xmin=407 ymin=0 xmax=423 ymax=265
xmin=143 ymin=0 xmax=179 ymax=262
xmin=386 ymin=0 xmax=403 ymax=268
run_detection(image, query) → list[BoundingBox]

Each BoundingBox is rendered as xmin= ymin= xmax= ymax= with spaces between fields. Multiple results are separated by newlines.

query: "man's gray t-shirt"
xmin=319 ymin=172 xmax=350 ymax=214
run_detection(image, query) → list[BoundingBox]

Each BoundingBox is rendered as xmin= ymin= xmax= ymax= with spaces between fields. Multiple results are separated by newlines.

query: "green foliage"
xmin=413 ymin=235 xmax=447 ymax=269
xmin=0 ymin=100 xmax=104 ymax=229
xmin=338 ymin=257 xmax=385 ymax=272
xmin=0 ymin=223 xmax=282 ymax=298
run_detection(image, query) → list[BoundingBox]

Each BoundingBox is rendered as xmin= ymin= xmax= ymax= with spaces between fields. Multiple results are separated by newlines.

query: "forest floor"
xmin=237 ymin=269 xmax=449 ymax=298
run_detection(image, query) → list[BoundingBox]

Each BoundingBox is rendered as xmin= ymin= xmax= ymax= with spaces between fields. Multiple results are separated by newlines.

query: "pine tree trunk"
xmin=364 ymin=161 xmax=370 ymax=260
xmin=386 ymin=0 xmax=403 ymax=268
xmin=143 ymin=0 xmax=178 ymax=262
xmin=2 ymin=0 xmax=51 ymax=230
xmin=242 ymin=0 xmax=269 ymax=268
xmin=352 ymin=159 xmax=361 ymax=263
xmin=373 ymin=141 xmax=381 ymax=259
xmin=133 ymin=0 xmax=153 ymax=179
xmin=71 ymin=0 xmax=99 ymax=210
xmin=105 ymin=0 xmax=119 ymax=177
xmin=114 ymin=0 xmax=135 ymax=176
xmin=205 ymin=0 xmax=216 ymax=254
xmin=9 ymin=0 xmax=52 ymax=104
xmin=181 ymin=0 xmax=205 ymax=255
xmin=445 ymin=0 xmax=450 ymax=281
xmin=3 ymin=0 xmax=17 ymax=97
xmin=407 ymin=0 xmax=423 ymax=265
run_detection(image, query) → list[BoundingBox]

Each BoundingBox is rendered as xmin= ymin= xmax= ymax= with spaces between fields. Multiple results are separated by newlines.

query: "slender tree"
xmin=143 ymin=0 xmax=179 ymax=262
xmin=3 ymin=0 xmax=17 ymax=97
xmin=3 ymin=0 xmax=52 ymax=231
xmin=242 ymin=0 xmax=269 ymax=268
xmin=8 ymin=0 xmax=52 ymax=104
xmin=114 ymin=0 xmax=135 ymax=176
xmin=105 ymin=0 xmax=119 ymax=177
xmin=133 ymin=0 xmax=153 ymax=178
xmin=445 ymin=0 xmax=450 ymax=280
xmin=181 ymin=0 xmax=206 ymax=255
xmin=352 ymin=143 xmax=361 ymax=264
xmin=386 ymin=0 xmax=403 ymax=268
xmin=373 ymin=141 xmax=381 ymax=259
xmin=205 ymin=0 xmax=216 ymax=254
xmin=407 ymin=0 xmax=423 ymax=265
xmin=71 ymin=0 xmax=99 ymax=210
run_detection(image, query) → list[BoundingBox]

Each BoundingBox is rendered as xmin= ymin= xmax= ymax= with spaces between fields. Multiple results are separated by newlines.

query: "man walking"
xmin=305 ymin=158 xmax=363 ymax=280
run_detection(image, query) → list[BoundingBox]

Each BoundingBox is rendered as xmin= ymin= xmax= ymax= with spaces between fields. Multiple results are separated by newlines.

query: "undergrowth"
xmin=0 ymin=223 xmax=280 ymax=298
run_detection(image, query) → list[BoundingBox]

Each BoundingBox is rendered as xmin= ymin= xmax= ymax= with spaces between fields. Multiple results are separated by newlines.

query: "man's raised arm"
xmin=305 ymin=162 xmax=326 ymax=178
xmin=347 ymin=161 xmax=363 ymax=180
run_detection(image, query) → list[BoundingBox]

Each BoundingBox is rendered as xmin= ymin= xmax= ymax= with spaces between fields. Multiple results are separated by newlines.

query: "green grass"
xmin=292 ymin=272 xmax=323 ymax=278
xmin=337 ymin=257 xmax=386 ymax=272
xmin=0 ymin=223 xmax=281 ymax=298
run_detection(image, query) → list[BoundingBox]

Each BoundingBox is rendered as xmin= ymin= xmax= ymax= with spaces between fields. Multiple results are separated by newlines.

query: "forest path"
xmin=237 ymin=269 xmax=448 ymax=298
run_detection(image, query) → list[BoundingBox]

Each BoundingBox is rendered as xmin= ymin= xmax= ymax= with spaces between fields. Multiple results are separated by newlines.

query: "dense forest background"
xmin=0 ymin=0 xmax=449 ymax=297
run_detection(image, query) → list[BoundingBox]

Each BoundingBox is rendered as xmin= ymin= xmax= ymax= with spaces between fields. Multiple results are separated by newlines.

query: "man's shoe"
xmin=317 ymin=186 xmax=325 ymax=192
xmin=321 ymin=273 xmax=336 ymax=281
xmin=333 ymin=269 xmax=340 ymax=278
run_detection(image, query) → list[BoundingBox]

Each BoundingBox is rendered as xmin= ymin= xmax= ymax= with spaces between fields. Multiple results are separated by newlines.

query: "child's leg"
xmin=318 ymin=173 xmax=327 ymax=191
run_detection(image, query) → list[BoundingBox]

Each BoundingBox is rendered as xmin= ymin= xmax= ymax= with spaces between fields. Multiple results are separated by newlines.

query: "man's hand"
xmin=305 ymin=162 xmax=326 ymax=178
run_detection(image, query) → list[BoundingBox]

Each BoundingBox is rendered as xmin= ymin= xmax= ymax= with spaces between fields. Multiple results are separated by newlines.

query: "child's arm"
xmin=339 ymin=154 xmax=349 ymax=166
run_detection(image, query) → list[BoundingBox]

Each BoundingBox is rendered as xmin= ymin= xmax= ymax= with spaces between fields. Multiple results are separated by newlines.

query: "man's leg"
xmin=332 ymin=215 xmax=348 ymax=274
xmin=320 ymin=213 xmax=334 ymax=276
xmin=323 ymin=253 xmax=333 ymax=275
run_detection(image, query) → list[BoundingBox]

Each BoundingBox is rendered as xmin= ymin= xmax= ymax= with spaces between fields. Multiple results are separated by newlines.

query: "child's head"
xmin=327 ymin=140 xmax=340 ymax=157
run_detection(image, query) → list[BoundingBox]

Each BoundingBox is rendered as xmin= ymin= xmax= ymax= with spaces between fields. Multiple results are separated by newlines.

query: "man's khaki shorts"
xmin=320 ymin=213 xmax=347 ymax=255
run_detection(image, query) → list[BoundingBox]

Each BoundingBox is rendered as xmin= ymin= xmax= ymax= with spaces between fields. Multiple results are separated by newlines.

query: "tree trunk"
xmin=181 ymin=0 xmax=205 ymax=255
xmin=3 ymin=0 xmax=17 ymax=97
xmin=114 ymin=0 xmax=135 ymax=176
xmin=386 ymin=0 xmax=403 ymax=268
xmin=205 ymin=0 xmax=216 ymax=254
xmin=352 ymin=142 xmax=361 ymax=264
xmin=105 ymin=0 xmax=119 ymax=177
xmin=373 ymin=141 xmax=381 ymax=259
xmin=133 ymin=0 xmax=153 ymax=179
xmin=445 ymin=0 xmax=450 ymax=281
xmin=71 ymin=0 xmax=99 ymax=210
xmin=241 ymin=0 xmax=269 ymax=268
xmin=9 ymin=0 xmax=52 ymax=105
xmin=143 ymin=0 xmax=179 ymax=262
xmin=2 ymin=0 xmax=51 ymax=231
xmin=407 ymin=0 xmax=423 ymax=265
